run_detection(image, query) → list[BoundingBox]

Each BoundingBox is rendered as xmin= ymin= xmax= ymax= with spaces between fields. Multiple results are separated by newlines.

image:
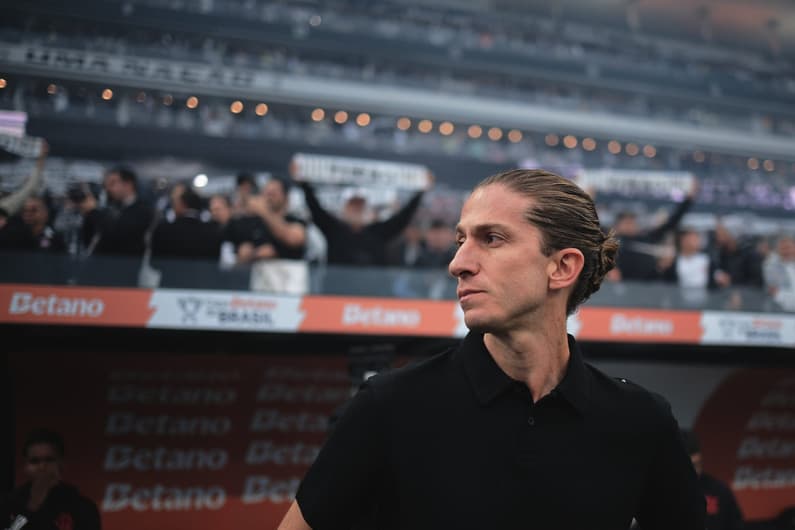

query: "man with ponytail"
xmin=280 ymin=169 xmax=705 ymax=530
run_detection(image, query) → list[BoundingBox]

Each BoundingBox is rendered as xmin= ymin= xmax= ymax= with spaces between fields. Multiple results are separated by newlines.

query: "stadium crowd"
xmin=1 ymin=154 xmax=793 ymax=312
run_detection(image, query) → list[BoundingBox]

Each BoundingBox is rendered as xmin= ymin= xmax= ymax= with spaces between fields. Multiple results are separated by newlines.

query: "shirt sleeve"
xmin=635 ymin=394 xmax=706 ymax=530
xmin=295 ymin=383 xmax=387 ymax=530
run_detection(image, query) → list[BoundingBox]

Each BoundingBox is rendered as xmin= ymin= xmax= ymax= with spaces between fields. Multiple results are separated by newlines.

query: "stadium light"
xmin=47 ymin=84 xmax=57 ymax=95
xmin=439 ymin=121 xmax=455 ymax=135
xmin=193 ymin=174 xmax=209 ymax=188
xmin=0 ymin=78 xmax=6 ymax=89
xmin=255 ymin=103 xmax=269 ymax=116
xmin=356 ymin=113 xmax=371 ymax=127
xmin=334 ymin=110 xmax=348 ymax=124
xmin=230 ymin=101 xmax=244 ymax=114
xmin=186 ymin=96 xmax=199 ymax=109
xmin=101 ymin=89 xmax=113 ymax=101
xmin=397 ymin=117 xmax=411 ymax=130
xmin=607 ymin=140 xmax=621 ymax=154
xmin=545 ymin=133 xmax=560 ymax=147
xmin=563 ymin=135 xmax=578 ymax=149
xmin=311 ymin=108 xmax=325 ymax=121
xmin=418 ymin=119 xmax=433 ymax=133
xmin=508 ymin=129 xmax=523 ymax=143
xmin=488 ymin=127 xmax=503 ymax=141
xmin=747 ymin=157 xmax=759 ymax=170
xmin=468 ymin=125 xmax=483 ymax=139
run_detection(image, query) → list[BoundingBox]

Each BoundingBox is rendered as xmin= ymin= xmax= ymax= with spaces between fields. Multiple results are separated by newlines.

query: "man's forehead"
xmin=458 ymin=185 xmax=532 ymax=224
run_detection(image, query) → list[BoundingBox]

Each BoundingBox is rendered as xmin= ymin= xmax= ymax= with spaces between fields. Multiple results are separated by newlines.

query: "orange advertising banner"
xmin=11 ymin=351 xmax=353 ymax=530
xmin=0 ymin=284 xmax=154 ymax=327
xmin=572 ymin=306 xmax=704 ymax=343
xmin=299 ymin=295 xmax=459 ymax=336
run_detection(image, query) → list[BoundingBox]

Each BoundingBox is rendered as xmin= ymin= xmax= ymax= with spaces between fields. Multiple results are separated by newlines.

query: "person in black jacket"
xmin=150 ymin=185 xmax=222 ymax=287
xmin=681 ymin=429 xmax=744 ymax=530
xmin=295 ymin=177 xmax=431 ymax=267
xmin=0 ymin=196 xmax=66 ymax=254
xmin=79 ymin=166 xmax=153 ymax=258
xmin=77 ymin=166 xmax=153 ymax=286
xmin=4 ymin=429 xmax=101 ymax=530
xmin=611 ymin=178 xmax=698 ymax=281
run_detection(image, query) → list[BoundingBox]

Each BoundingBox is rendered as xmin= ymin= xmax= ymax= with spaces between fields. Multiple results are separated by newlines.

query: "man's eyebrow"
xmin=456 ymin=223 xmax=511 ymax=233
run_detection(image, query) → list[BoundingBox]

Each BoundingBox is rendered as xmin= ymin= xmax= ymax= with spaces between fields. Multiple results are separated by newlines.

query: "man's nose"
xmin=448 ymin=241 xmax=476 ymax=278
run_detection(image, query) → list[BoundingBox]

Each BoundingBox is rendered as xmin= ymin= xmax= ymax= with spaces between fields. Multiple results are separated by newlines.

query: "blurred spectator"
xmin=387 ymin=222 xmax=425 ymax=267
xmin=150 ymin=185 xmax=221 ymax=260
xmin=208 ymin=193 xmax=233 ymax=228
xmin=149 ymin=185 xmax=222 ymax=287
xmin=3 ymin=428 xmax=101 ymax=530
xmin=0 ymin=141 xmax=48 ymax=218
xmin=76 ymin=166 xmax=154 ymax=286
xmin=232 ymin=171 xmax=258 ymax=215
xmin=415 ymin=218 xmax=456 ymax=268
xmin=763 ymin=234 xmax=795 ymax=311
xmin=221 ymin=178 xmax=307 ymax=264
xmin=245 ymin=177 xmax=307 ymax=260
xmin=79 ymin=166 xmax=154 ymax=257
xmin=0 ymin=206 xmax=8 ymax=230
xmin=209 ymin=193 xmax=237 ymax=267
xmin=610 ymin=180 xmax=697 ymax=281
xmin=660 ymin=228 xmax=718 ymax=307
xmin=680 ymin=429 xmax=744 ymax=530
xmin=296 ymin=178 xmax=430 ymax=266
xmin=709 ymin=221 xmax=764 ymax=288
xmin=0 ymin=196 xmax=66 ymax=253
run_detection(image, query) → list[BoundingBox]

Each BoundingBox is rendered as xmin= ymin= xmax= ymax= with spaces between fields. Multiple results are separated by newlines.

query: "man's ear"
xmin=548 ymin=248 xmax=585 ymax=291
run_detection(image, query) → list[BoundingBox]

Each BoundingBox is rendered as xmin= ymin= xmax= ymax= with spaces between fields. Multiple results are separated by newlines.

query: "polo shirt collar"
xmin=460 ymin=331 xmax=591 ymax=415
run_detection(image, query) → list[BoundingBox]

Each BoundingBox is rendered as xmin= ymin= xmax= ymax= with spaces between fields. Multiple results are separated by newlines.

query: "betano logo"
xmin=8 ymin=291 xmax=105 ymax=318
xmin=342 ymin=303 xmax=421 ymax=328
xmin=609 ymin=313 xmax=674 ymax=336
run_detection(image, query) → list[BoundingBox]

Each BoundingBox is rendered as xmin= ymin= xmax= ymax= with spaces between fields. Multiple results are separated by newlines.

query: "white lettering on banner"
xmin=244 ymin=441 xmax=319 ymax=466
xmin=292 ymin=153 xmax=429 ymax=190
xmin=746 ymin=411 xmax=795 ymax=431
xmin=733 ymin=467 xmax=795 ymax=490
xmin=104 ymin=446 xmax=228 ymax=471
xmin=242 ymin=476 xmax=301 ymax=504
xmin=105 ymin=413 xmax=231 ymax=436
xmin=255 ymin=384 xmax=350 ymax=404
xmin=249 ymin=409 xmax=329 ymax=433
xmin=107 ymin=385 xmax=237 ymax=405
xmin=102 ymin=483 xmax=226 ymax=512
xmin=8 ymin=292 xmax=104 ymax=317
xmin=737 ymin=437 xmax=795 ymax=459
xmin=609 ymin=314 xmax=673 ymax=336
xmin=342 ymin=304 xmax=421 ymax=327
xmin=574 ymin=169 xmax=694 ymax=197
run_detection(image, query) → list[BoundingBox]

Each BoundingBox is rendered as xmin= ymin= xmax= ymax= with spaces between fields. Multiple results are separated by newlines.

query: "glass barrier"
xmin=0 ymin=251 xmax=788 ymax=313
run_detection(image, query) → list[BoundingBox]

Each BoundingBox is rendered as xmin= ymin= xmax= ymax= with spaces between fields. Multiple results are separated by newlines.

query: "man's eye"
xmin=485 ymin=233 xmax=501 ymax=244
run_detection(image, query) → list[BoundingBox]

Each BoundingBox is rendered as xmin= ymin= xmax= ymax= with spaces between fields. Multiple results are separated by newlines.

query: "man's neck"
xmin=484 ymin=320 xmax=570 ymax=404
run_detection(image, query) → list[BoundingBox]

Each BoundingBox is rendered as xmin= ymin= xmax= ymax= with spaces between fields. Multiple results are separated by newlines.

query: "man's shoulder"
xmin=364 ymin=343 xmax=460 ymax=398
xmin=585 ymin=363 xmax=675 ymax=420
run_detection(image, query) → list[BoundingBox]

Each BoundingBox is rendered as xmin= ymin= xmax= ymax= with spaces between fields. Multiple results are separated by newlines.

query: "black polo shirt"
xmin=296 ymin=332 xmax=706 ymax=530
